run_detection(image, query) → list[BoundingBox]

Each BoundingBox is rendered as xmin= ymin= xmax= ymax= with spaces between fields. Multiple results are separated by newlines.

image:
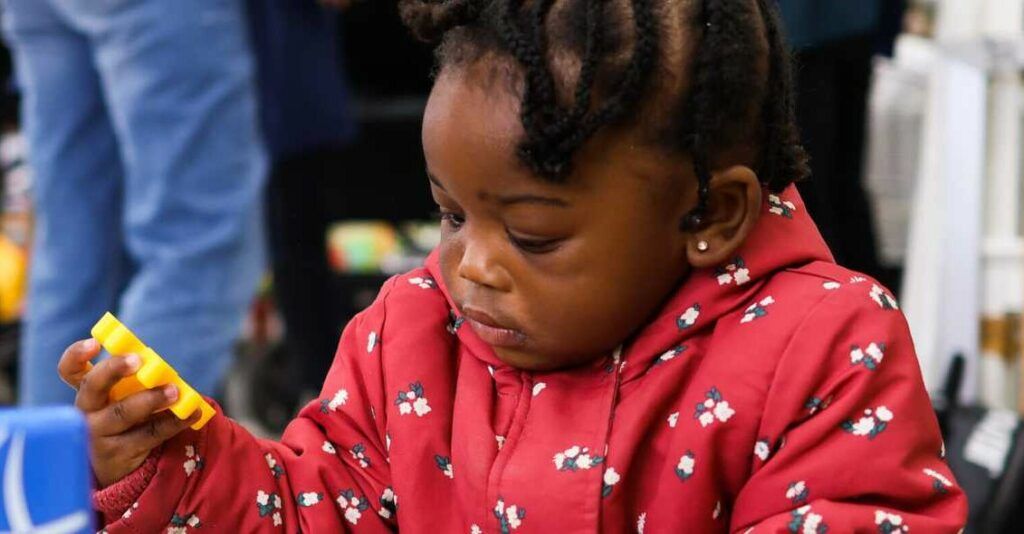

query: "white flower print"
xmin=923 ymin=468 xmax=954 ymax=493
xmin=408 ymin=276 xmax=436 ymax=289
xmin=183 ymin=444 xmax=202 ymax=477
xmin=875 ymin=510 xmax=910 ymax=532
xmin=768 ymin=194 xmax=797 ymax=218
xmin=167 ymin=512 xmax=200 ymax=534
xmin=471 ymin=526 xmax=483 ymax=534
xmin=676 ymin=451 xmax=696 ymax=481
xmin=265 ymin=453 xmax=284 ymax=478
xmin=435 ymin=454 xmax=455 ymax=478
xmin=395 ymin=382 xmax=431 ymax=417
xmin=677 ymin=304 xmax=701 ymax=330
xmin=351 ymin=443 xmax=371 ymax=468
xmin=601 ymin=467 xmax=621 ymax=497
xmin=842 ymin=406 xmax=894 ymax=439
xmin=297 ymin=492 xmax=323 ymax=507
xmin=505 ymin=506 xmax=523 ymax=530
xmin=496 ymin=435 xmax=506 ymax=450
xmin=256 ymin=490 xmax=283 ymax=521
xmin=823 ymin=281 xmax=841 ymax=290
xmin=741 ymin=296 xmax=775 ymax=323
xmin=850 ymin=276 xmax=868 ymax=283
xmin=790 ymin=505 xmax=828 ymax=533
xmin=494 ymin=499 xmax=526 ymax=533
xmin=714 ymin=401 xmax=736 ymax=421
xmin=851 ymin=416 xmax=876 ymax=436
xmin=553 ymin=445 xmax=604 ymax=472
xmin=850 ymin=342 xmax=886 ymax=370
xmin=320 ymin=388 xmax=349 ymax=414
xmin=713 ymin=500 xmax=722 ymax=520
xmin=322 ymin=441 xmax=337 ymax=455
xmin=367 ymin=331 xmax=378 ymax=353
xmin=637 ymin=512 xmax=647 ymax=533
xmin=336 ymin=489 xmax=370 ymax=525
xmin=754 ymin=439 xmax=771 ymax=461
xmin=656 ymin=345 xmax=686 ymax=366
xmin=378 ymin=487 xmax=398 ymax=519
xmin=694 ymin=387 xmax=735 ymax=427
xmin=667 ymin=412 xmax=680 ymax=428
xmin=805 ymin=396 xmax=832 ymax=415
xmin=787 ymin=481 xmax=809 ymax=504
xmin=716 ymin=258 xmax=751 ymax=286
xmin=532 ymin=382 xmax=547 ymax=397
xmin=870 ymin=284 xmax=899 ymax=310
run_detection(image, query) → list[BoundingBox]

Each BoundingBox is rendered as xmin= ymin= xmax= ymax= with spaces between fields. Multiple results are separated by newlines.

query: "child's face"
xmin=423 ymin=65 xmax=699 ymax=371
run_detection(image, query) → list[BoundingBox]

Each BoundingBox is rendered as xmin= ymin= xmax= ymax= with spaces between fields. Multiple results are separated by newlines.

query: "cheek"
xmin=518 ymin=256 xmax=679 ymax=355
xmin=437 ymin=234 xmax=463 ymax=293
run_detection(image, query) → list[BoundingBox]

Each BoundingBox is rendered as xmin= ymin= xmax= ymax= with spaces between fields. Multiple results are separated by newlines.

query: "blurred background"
xmin=0 ymin=0 xmax=1019 ymax=531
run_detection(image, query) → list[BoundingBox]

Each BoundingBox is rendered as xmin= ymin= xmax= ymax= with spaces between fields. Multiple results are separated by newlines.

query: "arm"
xmin=730 ymin=282 xmax=967 ymax=533
xmin=96 ymin=279 xmax=400 ymax=533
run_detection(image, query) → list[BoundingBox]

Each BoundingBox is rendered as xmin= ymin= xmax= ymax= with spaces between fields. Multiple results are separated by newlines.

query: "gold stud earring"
xmin=697 ymin=240 xmax=710 ymax=252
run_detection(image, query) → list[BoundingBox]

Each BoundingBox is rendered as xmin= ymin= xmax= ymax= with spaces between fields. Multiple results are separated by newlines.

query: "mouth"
xmin=459 ymin=305 xmax=527 ymax=349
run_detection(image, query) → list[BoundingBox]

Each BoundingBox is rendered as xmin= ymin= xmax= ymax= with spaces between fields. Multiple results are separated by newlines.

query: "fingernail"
xmin=163 ymin=385 xmax=178 ymax=402
xmin=83 ymin=339 xmax=98 ymax=352
xmin=124 ymin=354 xmax=141 ymax=372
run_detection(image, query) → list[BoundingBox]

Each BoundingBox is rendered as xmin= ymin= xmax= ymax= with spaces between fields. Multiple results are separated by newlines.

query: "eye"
xmin=507 ymin=230 xmax=563 ymax=254
xmin=436 ymin=209 xmax=465 ymax=230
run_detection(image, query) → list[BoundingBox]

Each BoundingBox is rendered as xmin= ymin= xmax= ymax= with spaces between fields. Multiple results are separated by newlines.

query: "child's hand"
xmin=58 ymin=339 xmax=199 ymax=487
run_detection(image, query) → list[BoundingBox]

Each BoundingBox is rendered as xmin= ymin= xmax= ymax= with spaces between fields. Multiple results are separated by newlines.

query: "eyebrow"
xmin=427 ymin=171 xmax=570 ymax=208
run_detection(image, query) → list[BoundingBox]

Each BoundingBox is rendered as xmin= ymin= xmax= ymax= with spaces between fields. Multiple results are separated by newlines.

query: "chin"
xmin=492 ymin=346 xmax=602 ymax=373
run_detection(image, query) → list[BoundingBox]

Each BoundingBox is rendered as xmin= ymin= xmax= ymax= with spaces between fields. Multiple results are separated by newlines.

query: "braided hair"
xmin=399 ymin=0 xmax=809 ymax=229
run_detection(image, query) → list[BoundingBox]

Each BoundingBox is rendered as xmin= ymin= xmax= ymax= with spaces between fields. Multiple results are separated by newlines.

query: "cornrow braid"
xmin=753 ymin=0 xmax=809 ymax=192
xmin=517 ymin=0 xmax=659 ymax=180
xmin=679 ymin=0 xmax=769 ymax=229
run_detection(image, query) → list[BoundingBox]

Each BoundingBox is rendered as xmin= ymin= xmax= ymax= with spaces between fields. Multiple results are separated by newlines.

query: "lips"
xmin=459 ymin=305 xmax=527 ymax=348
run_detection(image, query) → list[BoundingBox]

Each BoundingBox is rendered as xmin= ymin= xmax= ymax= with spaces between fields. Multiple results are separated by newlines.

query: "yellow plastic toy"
xmin=90 ymin=312 xmax=216 ymax=430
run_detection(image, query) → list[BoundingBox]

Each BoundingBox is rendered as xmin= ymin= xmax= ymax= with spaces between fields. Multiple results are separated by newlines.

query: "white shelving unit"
xmin=898 ymin=0 xmax=1024 ymax=408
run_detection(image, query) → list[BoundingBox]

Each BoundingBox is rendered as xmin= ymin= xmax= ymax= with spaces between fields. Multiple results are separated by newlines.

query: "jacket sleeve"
xmin=729 ymin=282 xmax=968 ymax=533
xmin=97 ymin=278 xmax=400 ymax=533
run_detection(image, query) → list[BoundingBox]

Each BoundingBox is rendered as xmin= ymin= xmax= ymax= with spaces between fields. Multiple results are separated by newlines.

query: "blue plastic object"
xmin=0 ymin=406 xmax=93 ymax=533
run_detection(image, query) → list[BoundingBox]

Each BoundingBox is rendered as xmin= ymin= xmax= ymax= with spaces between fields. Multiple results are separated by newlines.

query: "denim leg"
xmin=1 ymin=0 xmax=127 ymax=405
xmin=54 ymin=0 xmax=267 ymax=393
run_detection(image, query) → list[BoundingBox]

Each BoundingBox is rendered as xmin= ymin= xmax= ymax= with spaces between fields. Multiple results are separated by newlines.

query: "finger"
xmin=118 ymin=410 xmax=202 ymax=456
xmin=58 ymin=339 xmax=102 ymax=389
xmin=89 ymin=384 xmax=179 ymax=436
xmin=75 ymin=354 xmax=141 ymax=412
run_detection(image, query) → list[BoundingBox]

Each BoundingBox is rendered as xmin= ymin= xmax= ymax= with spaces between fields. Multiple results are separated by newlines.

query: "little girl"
xmin=60 ymin=0 xmax=967 ymax=531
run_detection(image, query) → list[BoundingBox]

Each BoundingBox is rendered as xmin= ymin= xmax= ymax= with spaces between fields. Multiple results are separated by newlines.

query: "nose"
xmin=457 ymin=236 xmax=512 ymax=291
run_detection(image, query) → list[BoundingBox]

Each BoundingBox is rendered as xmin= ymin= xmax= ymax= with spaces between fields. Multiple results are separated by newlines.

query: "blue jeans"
xmin=2 ymin=0 xmax=267 ymax=405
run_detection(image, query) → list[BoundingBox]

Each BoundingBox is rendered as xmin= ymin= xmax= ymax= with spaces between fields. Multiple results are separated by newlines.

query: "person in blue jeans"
xmin=1 ymin=0 xmax=266 ymax=405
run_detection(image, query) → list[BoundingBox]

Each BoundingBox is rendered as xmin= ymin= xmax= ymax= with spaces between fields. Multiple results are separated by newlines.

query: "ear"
xmin=685 ymin=165 xmax=762 ymax=269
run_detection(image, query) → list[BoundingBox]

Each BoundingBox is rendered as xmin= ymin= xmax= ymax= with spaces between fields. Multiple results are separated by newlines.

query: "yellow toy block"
xmin=90 ymin=312 xmax=216 ymax=430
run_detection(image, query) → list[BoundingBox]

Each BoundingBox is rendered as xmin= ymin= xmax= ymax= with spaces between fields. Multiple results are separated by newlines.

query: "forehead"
xmin=422 ymin=64 xmax=552 ymax=192
xmin=422 ymin=60 xmax=692 ymax=204
xmin=423 ymin=63 xmax=522 ymax=160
